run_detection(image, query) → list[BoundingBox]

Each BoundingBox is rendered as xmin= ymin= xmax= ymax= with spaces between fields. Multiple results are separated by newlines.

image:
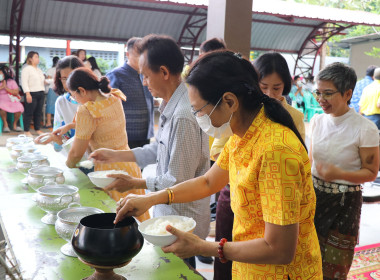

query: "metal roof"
xmin=3 ymin=0 xmax=380 ymax=76
xmin=339 ymin=32 xmax=380 ymax=46
xmin=2 ymin=0 xmax=380 ymax=48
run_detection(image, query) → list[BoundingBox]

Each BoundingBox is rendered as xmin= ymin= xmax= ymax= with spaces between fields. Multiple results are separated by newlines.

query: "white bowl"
xmin=87 ymin=171 xmax=116 ymax=188
xmin=138 ymin=215 xmax=196 ymax=247
xmin=88 ymin=170 xmax=130 ymax=188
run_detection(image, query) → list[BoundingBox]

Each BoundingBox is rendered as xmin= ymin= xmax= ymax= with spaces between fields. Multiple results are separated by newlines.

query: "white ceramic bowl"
xmin=87 ymin=171 xmax=116 ymax=188
xmin=138 ymin=215 xmax=196 ymax=247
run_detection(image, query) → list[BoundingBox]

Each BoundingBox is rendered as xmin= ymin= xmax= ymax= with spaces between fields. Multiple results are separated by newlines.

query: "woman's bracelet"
xmin=166 ymin=188 xmax=174 ymax=205
xmin=218 ymin=238 xmax=228 ymax=263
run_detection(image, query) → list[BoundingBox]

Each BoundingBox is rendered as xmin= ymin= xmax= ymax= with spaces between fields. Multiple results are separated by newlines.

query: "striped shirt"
xmin=132 ymin=83 xmax=211 ymax=239
xmin=107 ymin=63 xmax=154 ymax=141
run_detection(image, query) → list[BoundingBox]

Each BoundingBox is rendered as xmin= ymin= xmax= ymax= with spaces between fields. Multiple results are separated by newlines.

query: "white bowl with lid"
xmin=6 ymin=135 xmax=33 ymax=151
xmin=16 ymin=153 xmax=49 ymax=175
xmin=10 ymin=143 xmax=38 ymax=161
xmin=27 ymin=166 xmax=65 ymax=191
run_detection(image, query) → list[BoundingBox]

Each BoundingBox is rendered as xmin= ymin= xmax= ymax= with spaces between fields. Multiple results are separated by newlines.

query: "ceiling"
xmin=3 ymin=0 xmax=380 ymax=74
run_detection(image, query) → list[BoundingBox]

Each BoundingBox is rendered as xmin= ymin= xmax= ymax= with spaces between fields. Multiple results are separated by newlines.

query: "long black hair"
xmin=88 ymin=57 xmax=100 ymax=71
xmin=186 ymin=50 xmax=306 ymax=149
xmin=253 ymin=52 xmax=292 ymax=95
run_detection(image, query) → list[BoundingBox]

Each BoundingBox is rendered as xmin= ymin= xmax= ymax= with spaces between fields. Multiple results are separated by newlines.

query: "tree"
xmin=95 ymin=57 xmax=118 ymax=75
xmin=365 ymin=47 xmax=380 ymax=58
xmin=38 ymin=56 xmax=47 ymax=73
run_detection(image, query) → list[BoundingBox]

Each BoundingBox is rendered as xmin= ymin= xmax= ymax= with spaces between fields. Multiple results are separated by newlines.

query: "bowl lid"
xmin=17 ymin=153 xmax=47 ymax=162
xmin=37 ymin=184 xmax=78 ymax=196
xmin=28 ymin=166 xmax=63 ymax=176
xmin=7 ymin=136 xmax=33 ymax=144
xmin=11 ymin=144 xmax=36 ymax=151
xmin=57 ymin=207 xmax=104 ymax=224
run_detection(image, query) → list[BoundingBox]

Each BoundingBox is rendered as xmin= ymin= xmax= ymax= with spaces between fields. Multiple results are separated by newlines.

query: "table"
xmin=0 ymin=146 xmax=205 ymax=280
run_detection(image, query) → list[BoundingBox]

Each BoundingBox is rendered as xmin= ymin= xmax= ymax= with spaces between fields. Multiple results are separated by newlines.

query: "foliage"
xmin=250 ymin=51 xmax=264 ymax=62
xmin=38 ymin=56 xmax=47 ymax=72
xmin=365 ymin=47 xmax=380 ymax=58
xmin=94 ymin=57 xmax=118 ymax=75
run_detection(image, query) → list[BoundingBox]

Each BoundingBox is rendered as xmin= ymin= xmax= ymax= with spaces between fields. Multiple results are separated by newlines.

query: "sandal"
xmin=3 ymin=127 xmax=10 ymax=133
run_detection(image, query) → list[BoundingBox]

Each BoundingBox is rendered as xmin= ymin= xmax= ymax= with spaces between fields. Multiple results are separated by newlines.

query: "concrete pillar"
xmin=207 ymin=0 xmax=253 ymax=58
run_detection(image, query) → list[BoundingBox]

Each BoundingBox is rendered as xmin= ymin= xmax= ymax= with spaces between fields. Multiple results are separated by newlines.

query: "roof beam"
xmin=53 ymin=0 xmax=207 ymax=16
xmin=276 ymin=15 xmax=294 ymax=23
xmin=251 ymin=47 xmax=298 ymax=54
xmin=125 ymin=0 xmax=207 ymax=9
xmin=178 ymin=8 xmax=207 ymax=63
xmin=252 ymin=18 xmax=316 ymax=28
xmin=9 ymin=31 xmax=131 ymax=43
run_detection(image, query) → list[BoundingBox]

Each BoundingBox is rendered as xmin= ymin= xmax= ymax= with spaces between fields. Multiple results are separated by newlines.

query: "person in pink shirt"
xmin=0 ymin=66 xmax=24 ymax=132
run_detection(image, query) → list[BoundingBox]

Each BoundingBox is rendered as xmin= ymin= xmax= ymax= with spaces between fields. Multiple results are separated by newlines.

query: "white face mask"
xmin=0 ymin=74 xmax=4 ymax=81
xmin=195 ymin=98 xmax=234 ymax=139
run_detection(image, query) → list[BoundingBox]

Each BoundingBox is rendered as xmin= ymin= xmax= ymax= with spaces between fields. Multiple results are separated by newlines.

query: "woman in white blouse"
xmin=21 ymin=51 xmax=46 ymax=137
xmin=310 ymin=62 xmax=379 ymax=280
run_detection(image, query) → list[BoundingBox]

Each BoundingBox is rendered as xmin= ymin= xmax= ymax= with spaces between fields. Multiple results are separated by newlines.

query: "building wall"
xmin=0 ymin=45 xmax=8 ymax=63
xmin=350 ymin=41 xmax=380 ymax=79
xmin=0 ymin=44 xmax=120 ymax=72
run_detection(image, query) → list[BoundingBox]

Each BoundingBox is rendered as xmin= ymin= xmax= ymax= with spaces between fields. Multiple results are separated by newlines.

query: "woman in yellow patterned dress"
xmin=65 ymin=67 xmax=149 ymax=222
xmin=114 ymin=51 xmax=322 ymax=279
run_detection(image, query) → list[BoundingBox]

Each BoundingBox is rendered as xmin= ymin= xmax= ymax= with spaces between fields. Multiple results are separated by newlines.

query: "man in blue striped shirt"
xmin=107 ymin=37 xmax=154 ymax=148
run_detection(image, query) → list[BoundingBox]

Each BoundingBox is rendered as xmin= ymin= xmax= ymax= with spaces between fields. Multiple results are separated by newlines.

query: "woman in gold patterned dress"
xmin=65 ymin=67 xmax=149 ymax=222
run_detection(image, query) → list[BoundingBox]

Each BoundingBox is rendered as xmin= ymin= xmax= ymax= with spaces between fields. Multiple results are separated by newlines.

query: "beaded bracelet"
xmin=218 ymin=238 xmax=228 ymax=263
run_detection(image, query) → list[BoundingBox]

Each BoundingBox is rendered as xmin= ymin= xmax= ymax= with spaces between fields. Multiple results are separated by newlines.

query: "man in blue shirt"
xmin=107 ymin=37 xmax=154 ymax=148
xmin=90 ymin=35 xmax=211 ymax=269
xmin=350 ymin=65 xmax=377 ymax=113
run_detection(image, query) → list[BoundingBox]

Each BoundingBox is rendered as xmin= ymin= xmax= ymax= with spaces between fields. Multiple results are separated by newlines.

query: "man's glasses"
xmin=191 ymin=102 xmax=210 ymax=117
xmin=312 ymin=90 xmax=340 ymax=100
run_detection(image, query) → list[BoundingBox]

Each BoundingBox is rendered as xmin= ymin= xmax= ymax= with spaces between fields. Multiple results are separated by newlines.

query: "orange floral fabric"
xmin=217 ymin=107 xmax=322 ymax=279
xmin=75 ymin=89 xmax=149 ymax=222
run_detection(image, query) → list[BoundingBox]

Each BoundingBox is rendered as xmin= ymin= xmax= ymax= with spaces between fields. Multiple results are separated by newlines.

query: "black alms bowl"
xmin=71 ymin=213 xmax=144 ymax=266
